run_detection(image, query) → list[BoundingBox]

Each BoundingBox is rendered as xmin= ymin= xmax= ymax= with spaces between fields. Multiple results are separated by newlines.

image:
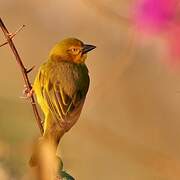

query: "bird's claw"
xmin=21 ymin=85 xmax=34 ymax=99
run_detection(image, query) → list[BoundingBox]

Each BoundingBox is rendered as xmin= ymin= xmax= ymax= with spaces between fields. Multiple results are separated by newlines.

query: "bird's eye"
xmin=72 ymin=48 xmax=77 ymax=52
xmin=70 ymin=48 xmax=80 ymax=54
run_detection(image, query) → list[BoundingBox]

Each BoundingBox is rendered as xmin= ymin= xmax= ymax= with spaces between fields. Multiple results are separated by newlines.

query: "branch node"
xmin=0 ymin=24 xmax=26 ymax=48
xmin=26 ymin=65 xmax=35 ymax=73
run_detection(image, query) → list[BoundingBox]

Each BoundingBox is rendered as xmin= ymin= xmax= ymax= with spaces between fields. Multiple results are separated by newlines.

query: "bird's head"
xmin=49 ymin=38 xmax=96 ymax=64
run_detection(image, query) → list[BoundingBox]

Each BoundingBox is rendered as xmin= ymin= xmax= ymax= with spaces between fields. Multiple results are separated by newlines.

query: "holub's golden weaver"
xmin=29 ymin=38 xmax=96 ymax=166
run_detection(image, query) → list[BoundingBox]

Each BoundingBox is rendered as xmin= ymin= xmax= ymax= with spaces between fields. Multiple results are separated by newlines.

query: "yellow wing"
xmin=33 ymin=63 xmax=87 ymax=132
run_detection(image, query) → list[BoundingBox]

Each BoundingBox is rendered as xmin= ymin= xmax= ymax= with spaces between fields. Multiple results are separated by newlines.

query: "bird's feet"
xmin=21 ymin=84 xmax=34 ymax=99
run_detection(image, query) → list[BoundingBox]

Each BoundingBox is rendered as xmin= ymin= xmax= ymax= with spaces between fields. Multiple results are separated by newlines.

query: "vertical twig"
xmin=0 ymin=18 xmax=43 ymax=135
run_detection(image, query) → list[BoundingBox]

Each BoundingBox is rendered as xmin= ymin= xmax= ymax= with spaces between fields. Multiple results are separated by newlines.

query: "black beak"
xmin=82 ymin=44 xmax=96 ymax=54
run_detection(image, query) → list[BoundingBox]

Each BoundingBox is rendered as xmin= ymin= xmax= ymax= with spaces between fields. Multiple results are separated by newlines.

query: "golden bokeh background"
xmin=1 ymin=0 xmax=180 ymax=179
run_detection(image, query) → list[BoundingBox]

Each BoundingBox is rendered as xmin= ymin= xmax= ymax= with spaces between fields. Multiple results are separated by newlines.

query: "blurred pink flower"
xmin=165 ymin=24 xmax=180 ymax=67
xmin=133 ymin=0 xmax=180 ymax=67
xmin=133 ymin=0 xmax=177 ymax=33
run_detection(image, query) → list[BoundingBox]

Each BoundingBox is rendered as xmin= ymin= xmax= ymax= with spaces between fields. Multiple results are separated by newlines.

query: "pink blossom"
xmin=133 ymin=0 xmax=180 ymax=66
xmin=165 ymin=24 xmax=180 ymax=67
xmin=133 ymin=0 xmax=177 ymax=33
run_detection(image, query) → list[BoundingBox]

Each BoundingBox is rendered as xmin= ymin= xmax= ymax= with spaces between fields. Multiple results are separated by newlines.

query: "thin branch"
xmin=0 ymin=24 xmax=25 ymax=47
xmin=26 ymin=65 xmax=35 ymax=74
xmin=0 ymin=18 xmax=43 ymax=135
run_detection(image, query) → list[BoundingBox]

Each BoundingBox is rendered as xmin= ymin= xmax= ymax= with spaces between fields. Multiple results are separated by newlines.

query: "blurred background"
xmin=1 ymin=0 xmax=180 ymax=179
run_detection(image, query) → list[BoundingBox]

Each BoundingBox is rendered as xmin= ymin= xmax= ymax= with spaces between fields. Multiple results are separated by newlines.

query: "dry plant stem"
xmin=0 ymin=18 xmax=44 ymax=134
xmin=0 ymin=24 xmax=25 ymax=47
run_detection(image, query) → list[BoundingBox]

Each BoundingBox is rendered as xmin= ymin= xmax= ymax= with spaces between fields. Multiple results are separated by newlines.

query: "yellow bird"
xmin=29 ymin=38 xmax=96 ymax=166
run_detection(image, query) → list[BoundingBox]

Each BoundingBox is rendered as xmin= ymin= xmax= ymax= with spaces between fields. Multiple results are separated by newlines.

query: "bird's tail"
xmin=29 ymin=137 xmax=57 ymax=167
xmin=29 ymin=137 xmax=44 ymax=166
